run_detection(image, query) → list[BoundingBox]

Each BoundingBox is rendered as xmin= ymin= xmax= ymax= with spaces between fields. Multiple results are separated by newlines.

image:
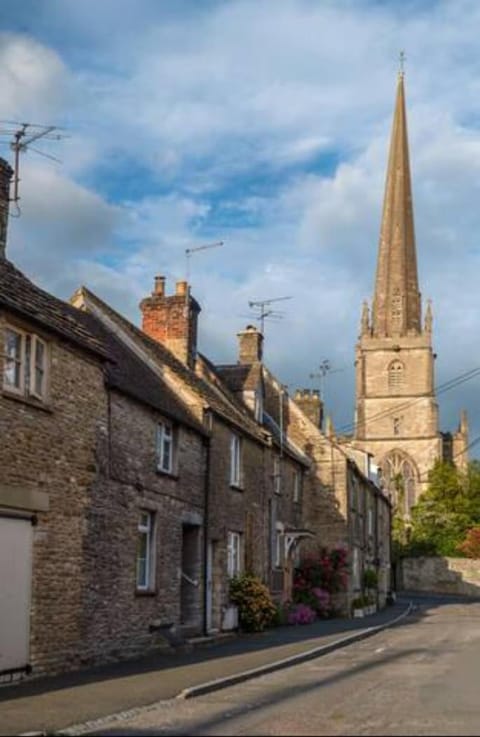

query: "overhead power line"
xmin=337 ymin=365 xmax=480 ymax=436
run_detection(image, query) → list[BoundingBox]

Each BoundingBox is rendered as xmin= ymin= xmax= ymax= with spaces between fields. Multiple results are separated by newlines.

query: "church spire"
xmin=371 ymin=69 xmax=421 ymax=337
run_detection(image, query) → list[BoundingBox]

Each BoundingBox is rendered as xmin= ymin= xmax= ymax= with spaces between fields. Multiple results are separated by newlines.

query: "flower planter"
xmin=222 ymin=605 xmax=239 ymax=631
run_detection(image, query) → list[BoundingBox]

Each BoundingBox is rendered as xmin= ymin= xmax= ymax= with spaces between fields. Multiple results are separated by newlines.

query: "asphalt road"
xmin=87 ymin=595 xmax=480 ymax=736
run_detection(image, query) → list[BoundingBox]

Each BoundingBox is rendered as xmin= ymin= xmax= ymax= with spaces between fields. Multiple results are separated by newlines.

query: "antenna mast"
xmin=248 ymin=295 xmax=292 ymax=335
xmin=0 ymin=121 xmax=65 ymax=214
xmin=309 ymin=359 xmax=344 ymax=403
xmin=184 ymin=240 xmax=224 ymax=310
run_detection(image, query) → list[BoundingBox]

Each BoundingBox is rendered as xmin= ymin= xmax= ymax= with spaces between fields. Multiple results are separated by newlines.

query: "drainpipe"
xmin=202 ymin=424 xmax=212 ymax=636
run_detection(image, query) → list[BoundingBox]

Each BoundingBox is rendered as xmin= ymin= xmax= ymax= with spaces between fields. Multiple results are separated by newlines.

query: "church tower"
xmin=353 ymin=70 xmax=467 ymax=513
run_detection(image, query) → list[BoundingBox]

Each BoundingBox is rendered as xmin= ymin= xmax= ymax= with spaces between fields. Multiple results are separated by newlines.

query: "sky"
xmin=2 ymin=0 xmax=480 ymax=455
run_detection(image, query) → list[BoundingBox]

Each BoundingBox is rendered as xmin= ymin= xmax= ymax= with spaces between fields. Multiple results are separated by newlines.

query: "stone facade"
xmin=399 ymin=557 xmax=480 ymax=597
xmin=0 ymin=258 xmax=210 ymax=678
xmin=0 ymin=310 xmax=108 ymax=676
xmin=80 ymin=388 xmax=207 ymax=666
xmin=287 ymin=397 xmax=392 ymax=611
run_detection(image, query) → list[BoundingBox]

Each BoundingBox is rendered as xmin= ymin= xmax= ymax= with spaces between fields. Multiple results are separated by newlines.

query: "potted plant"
xmin=351 ymin=594 xmax=366 ymax=618
xmin=363 ymin=568 xmax=378 ymax=614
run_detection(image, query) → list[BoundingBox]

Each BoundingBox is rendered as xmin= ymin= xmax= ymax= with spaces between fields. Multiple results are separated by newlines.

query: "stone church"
xmin=351 ymin=71 xmax=469 ymax=514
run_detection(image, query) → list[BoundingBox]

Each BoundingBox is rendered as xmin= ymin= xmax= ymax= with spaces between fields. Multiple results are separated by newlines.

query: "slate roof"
xmin=0 ymin=259 xmax=106 ymax=359
xmin=76 ymin=287 xmax=268 ymax=444
xmin=215 ymin=364 xmax=262 ymax=392
xmin=74 ymin=308 xmax=208 ymax=436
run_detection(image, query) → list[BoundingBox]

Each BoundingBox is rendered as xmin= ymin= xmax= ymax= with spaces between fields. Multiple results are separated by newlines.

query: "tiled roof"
xmin=0 ymin=259 xmax=106 ymax=358
xmin=216 ymin=363 xmax=262 ymax=392
xmin=76 ymin=287 xmax=268 ymax=444
xmin=74 ymin=309 xmax=208 ymax=436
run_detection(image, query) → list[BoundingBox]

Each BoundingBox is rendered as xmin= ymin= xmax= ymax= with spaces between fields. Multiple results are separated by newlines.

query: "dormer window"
xmin=3 ymin=326 xmax=48 ymax=401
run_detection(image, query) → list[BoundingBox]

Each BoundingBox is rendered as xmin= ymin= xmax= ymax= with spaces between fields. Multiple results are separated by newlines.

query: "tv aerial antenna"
xmin=248 ymin=295 xmax=292 ymax=335
xmin=183 ymin=240 xmax=224 ymax=311
xmin=185 ymin=240 xmax=224 ymax=285
xmin=310 ymin=359 xmax=345 ymax=402
xmin=0 ymin=120 xmax=67 ymax=215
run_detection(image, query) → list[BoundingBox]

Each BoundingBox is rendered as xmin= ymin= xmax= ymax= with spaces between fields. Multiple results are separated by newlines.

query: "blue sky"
xmin=2 ymin=0 xmax=480 ymax=454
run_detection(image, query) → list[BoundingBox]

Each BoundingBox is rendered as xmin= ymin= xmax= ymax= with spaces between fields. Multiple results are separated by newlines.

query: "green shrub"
xmin=229 ymin=573 xmax=277 ymax=632
xmin=363 ymin=568 xmax=378 ymax=590
xmin=351 ymin=595 xmax=367 ymax=610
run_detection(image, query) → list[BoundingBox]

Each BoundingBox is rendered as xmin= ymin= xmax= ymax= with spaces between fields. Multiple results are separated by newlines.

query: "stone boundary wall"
xmin=400 ymin=557 xmax=480 ymax=597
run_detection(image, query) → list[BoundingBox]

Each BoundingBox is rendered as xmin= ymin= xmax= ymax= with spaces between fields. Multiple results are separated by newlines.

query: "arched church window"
xmin=388 ymin=360 xmax=404 ymax=392
xmin=381 ymin=451 xmax=417 ymax=516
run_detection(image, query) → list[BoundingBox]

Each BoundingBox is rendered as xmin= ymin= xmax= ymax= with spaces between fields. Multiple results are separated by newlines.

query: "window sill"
xmin=1 ymin=389 xmax=53 ymax=413
xmin=229 ymin=483 xmax=244 ymax=492
xmin=156 ymin=469 xmax=179 ymax=480
xmin=135 ymin=589 xmax=157 ymax=597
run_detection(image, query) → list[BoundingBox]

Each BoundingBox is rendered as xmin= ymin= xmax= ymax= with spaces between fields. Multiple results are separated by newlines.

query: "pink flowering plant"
xmin=287 ymin=602 xmax=316 ymax=625
xmin=292 ymin=546 xmax=348 ymax=619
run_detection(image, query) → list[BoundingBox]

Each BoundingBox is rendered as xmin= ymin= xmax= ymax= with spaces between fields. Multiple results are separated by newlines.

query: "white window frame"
xmin=3 ymin=326 xmax=26 ymax=395
xmin=353 ymin=546 xmax=360 ymax=590
xmin=367 ymin=508 xmax=373 ymax=536
xmin=3 ymin=326 xmax=48 ymax=400
xmin=273 ymin=456 xmax=281 ymax=495
xmin=156 ymin=421 xmax=174 ymax=474
xmin=136 ymin=511 xmax=155 ymax=591
xmin=227 ymin=530 xmax=242 ymax=578
xmin=230 ymin=433 xmax=242 ymax=487
xmin=274 ymin=523 xmax=284 ymax=568
xmin=29 ymin=335 xmax=48 ymax=400
xmin=293 ymin=469 xmax=300 ymax=503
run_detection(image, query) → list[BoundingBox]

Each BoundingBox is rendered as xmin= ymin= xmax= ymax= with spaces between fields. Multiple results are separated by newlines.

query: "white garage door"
xmin=0 ymin=515 xmax=33 ymax=673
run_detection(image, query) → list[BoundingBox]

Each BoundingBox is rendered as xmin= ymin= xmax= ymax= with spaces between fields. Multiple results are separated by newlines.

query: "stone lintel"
xmin=0 ymin=485 xmax=50 ymax=512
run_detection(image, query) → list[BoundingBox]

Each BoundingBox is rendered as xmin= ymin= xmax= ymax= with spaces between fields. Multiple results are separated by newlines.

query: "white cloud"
xmin=4 ymin=0 xmax=480 ymax=449
xmin=0 ymin=33 xmax=68 ymax=121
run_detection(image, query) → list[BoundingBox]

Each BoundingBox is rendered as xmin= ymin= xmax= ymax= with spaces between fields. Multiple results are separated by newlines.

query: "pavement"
xmin=0 ymin=597 xmax=412 ymax=736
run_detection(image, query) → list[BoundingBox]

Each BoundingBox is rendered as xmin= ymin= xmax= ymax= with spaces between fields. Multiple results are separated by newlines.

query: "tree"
xmin=406 ymin=460 xmax=480 ymax=557
xmin=391 ymin=473 xmax=412 ymax=559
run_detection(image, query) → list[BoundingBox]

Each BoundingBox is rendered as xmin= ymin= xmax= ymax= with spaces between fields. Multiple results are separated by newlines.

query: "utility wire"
xmin=416 ymin=434 xmax=480 ymax=484
xmin=337 ymin=365 xmax=480 ymax=436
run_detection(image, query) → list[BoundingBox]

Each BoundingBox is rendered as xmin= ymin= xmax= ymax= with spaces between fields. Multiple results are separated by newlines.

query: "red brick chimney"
xmin=0 ymin=158 xmax=13 ymax=260
xmin=140 ymin=276 xmax=201 ymax=368
xmin=237 ymin=325 xmax=263 ymax=364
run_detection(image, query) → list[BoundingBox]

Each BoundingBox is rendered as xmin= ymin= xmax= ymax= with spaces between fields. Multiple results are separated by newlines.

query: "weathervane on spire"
xmin=399 ymin=50 xmax=406 ymax=77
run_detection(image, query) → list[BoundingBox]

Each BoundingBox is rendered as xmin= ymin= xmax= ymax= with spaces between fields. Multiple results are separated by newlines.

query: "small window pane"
xmin=157 ymin=423 xmax=174 ymax=473
xmin=137 ymin=511 xmax=154 ymax=589
xmin=136 ymin=534 xmax=147 ymax=588
xmin=4 ymin=330 xmax=23 ymax=389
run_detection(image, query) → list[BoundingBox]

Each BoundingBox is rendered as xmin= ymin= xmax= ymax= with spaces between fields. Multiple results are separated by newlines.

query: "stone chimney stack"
xmin=0 ymin=158 xmax=13 ymax=260
xmin=237 ymin=325 xmax=263 ymax=364
xmin=140 ymin=276 xmax=201 ymax=368
xmin=294 ymin=389 xmax=324 ymax=430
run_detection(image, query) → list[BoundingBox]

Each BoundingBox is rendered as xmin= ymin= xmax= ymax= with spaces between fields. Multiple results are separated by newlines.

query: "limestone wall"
xmin=400 ymin=557 xmax=480 ymax=597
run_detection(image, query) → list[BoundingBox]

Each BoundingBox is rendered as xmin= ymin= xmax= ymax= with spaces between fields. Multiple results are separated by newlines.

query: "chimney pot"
xmin=176 ymin=280 xmax=188 ymax=297
xmin=154 ymin=276 xmax=166 ymax=296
